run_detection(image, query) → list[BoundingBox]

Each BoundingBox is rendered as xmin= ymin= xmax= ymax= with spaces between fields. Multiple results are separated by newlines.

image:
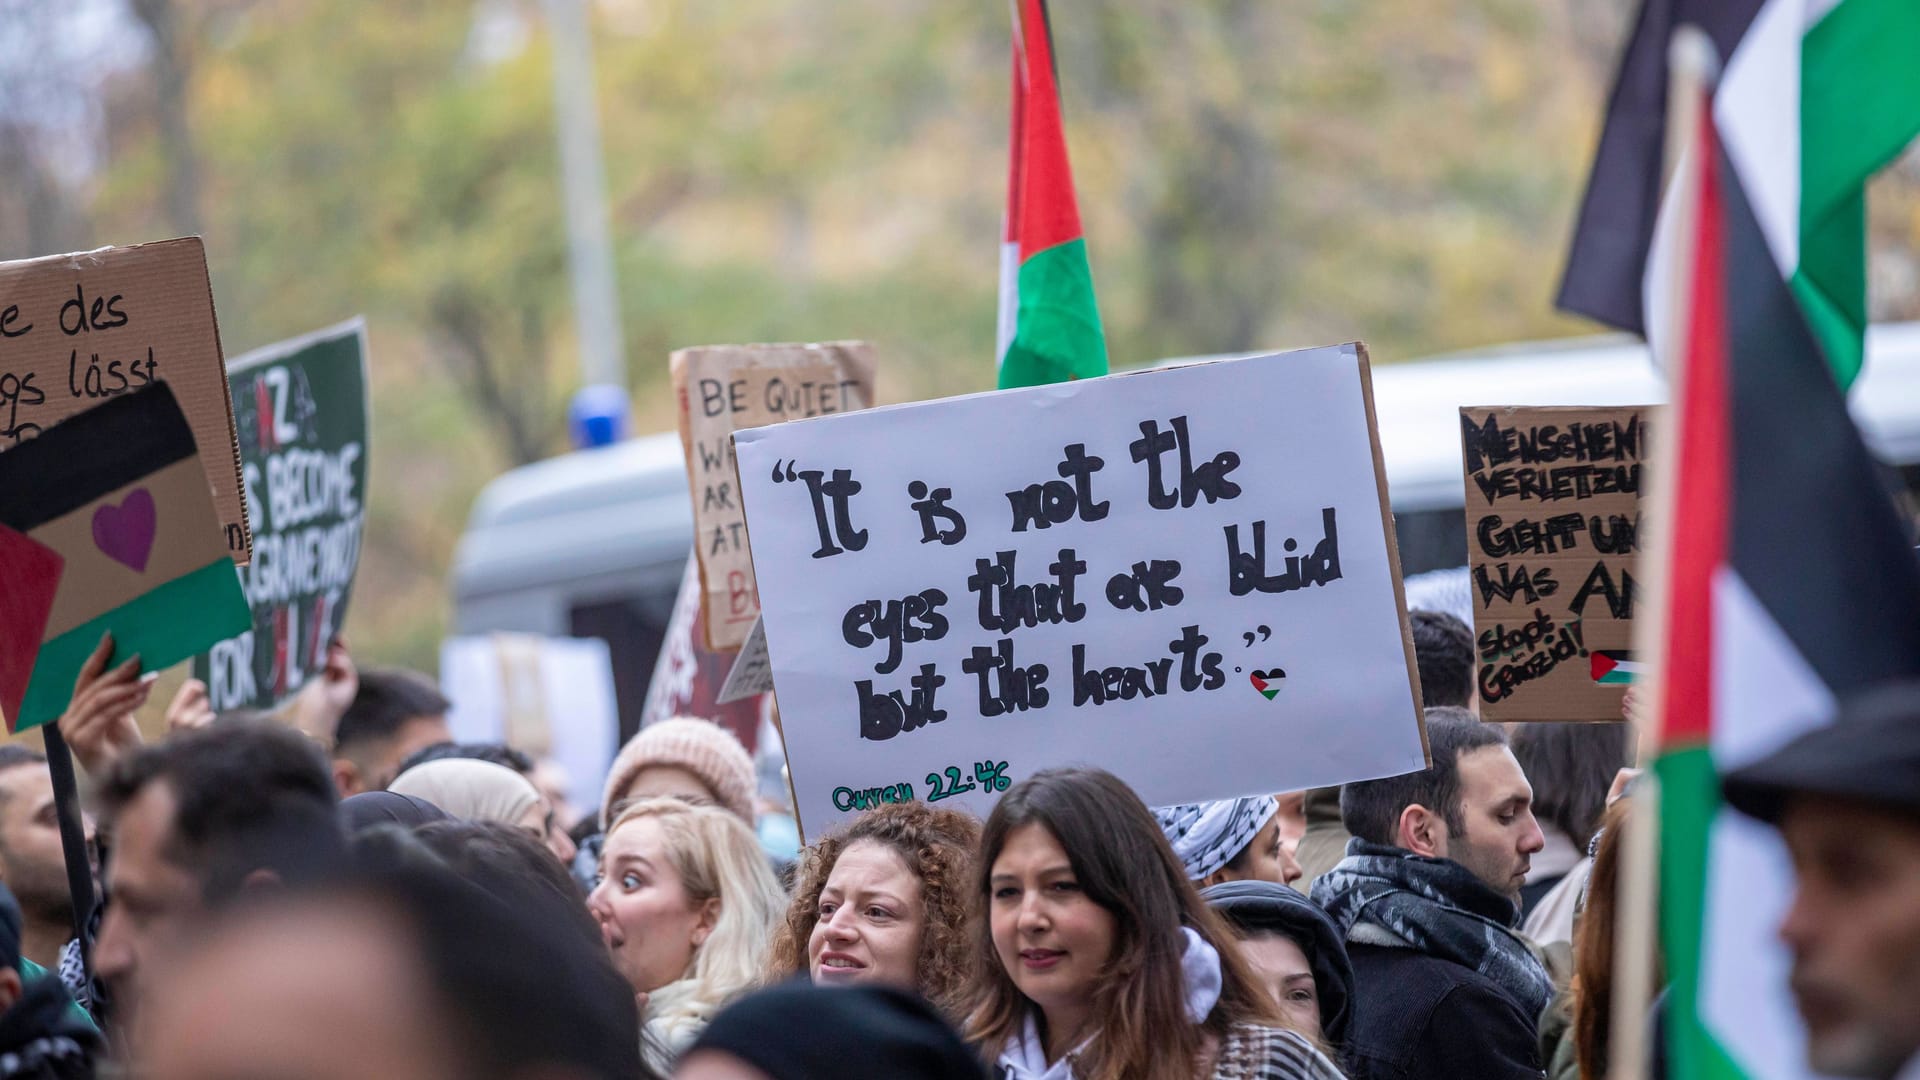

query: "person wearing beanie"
xmin=1203 ymin=879 xmax=1354 ymax=1057
xmin=0 ymin=882 xmax=101 ymax=1079
xmin=675 ymin=982 xmax=984 ymax=1080
xmin=602 ymin=718 xmax=758 ymax=827
xmin=1153 ymin=795 xmax=1302 ymax=888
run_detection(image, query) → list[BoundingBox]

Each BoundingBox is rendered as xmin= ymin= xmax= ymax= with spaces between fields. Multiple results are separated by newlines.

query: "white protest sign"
xmin=735 ymin=343 xmax=1428 ymax=834
xmin=717 ymin=617 xmax=772 ymax=704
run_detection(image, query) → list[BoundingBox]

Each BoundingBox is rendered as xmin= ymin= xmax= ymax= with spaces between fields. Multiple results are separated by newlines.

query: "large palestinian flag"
xmin=0 ymin=384 xmax=250 ymax=732
xmin=1558 ymin=0 xmax=1920 ymax=387
xmin=1649 ymin=89 xmax=1920 ymax=1079
xmin=995 ymin=0 xmax=1108 ymax=389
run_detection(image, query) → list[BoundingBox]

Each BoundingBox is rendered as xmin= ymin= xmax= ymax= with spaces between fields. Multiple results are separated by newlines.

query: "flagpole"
xmin=40 ymin=724 xmax=95 ymax=983
xmin=1607 ymin=25 xmax=1719 ymax=1080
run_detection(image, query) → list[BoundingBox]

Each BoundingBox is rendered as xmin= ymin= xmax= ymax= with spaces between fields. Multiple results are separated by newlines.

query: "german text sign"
xmin=0 ymin=238 xmax=251 ymax=563
xmin=738 ymin=343 xmax=1428 ymax=834
xmin=1460 ymin=405 xmax=1652 ymax=722
xmin=193 ymin=321 xmax=369 ymax=711
xmin=672 ymin=342 xmax=877 ymax=652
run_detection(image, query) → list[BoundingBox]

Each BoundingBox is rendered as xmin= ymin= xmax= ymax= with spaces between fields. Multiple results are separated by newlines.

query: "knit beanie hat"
xmin=601 ymin=717 xmax=756 ymax=827
xmin=688 ymin=981 xmax=985 ymax=1080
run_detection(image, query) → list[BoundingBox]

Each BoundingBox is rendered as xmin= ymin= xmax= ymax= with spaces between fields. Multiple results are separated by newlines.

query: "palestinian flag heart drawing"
xmin=0 ymin=383 xmax=249 ymax=732
xmin=1248 ymin=668 xmax=1286 ymax=701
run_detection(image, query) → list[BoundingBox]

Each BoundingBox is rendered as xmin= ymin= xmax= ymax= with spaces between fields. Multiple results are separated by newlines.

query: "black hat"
xmin=339 ymin=791 xmax=450 ymax=834
xmin=1201 ymin=879 xmax=1353 ymax=1048
xmin=1722 ymin=679 xmax=1920 ymax=825
xmin=687 ymin=981 xmax=984 ymax=1080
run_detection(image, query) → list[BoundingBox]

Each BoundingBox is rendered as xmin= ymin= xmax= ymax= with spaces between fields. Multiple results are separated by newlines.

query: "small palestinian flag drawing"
xmin=0 ymin=530 xmax=63 ymax=728
xmin=0 ymin=384 xmax=249 ymax=732
xmin=1588 ymin=650 xmax=1643 ymax=685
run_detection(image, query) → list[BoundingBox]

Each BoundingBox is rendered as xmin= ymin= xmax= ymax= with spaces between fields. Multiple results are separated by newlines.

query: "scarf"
xmin=1311 ymin=840 xmax=1554 ymax=1022
xmin=388 ymin=759 xmax=542 ymax=827
xmin=997 ymin=927 xmax=1222 ymax=1080
xmin=1153 ymin=797 xmax=1278 ymax=881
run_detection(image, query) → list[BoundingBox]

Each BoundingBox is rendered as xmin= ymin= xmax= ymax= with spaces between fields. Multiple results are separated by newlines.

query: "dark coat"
xmin=0 ymin=975 xmax=102 ymax=1080
xmin=1340 ymin=942 xmax=1544 ymax=1080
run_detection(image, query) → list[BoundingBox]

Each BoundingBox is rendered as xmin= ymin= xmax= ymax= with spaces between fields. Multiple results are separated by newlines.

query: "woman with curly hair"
xmin=765 ymin=800 xmax=981 ymax=1016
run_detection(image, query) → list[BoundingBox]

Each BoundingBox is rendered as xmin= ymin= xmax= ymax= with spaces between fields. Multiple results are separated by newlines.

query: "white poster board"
xmin=440 ymin=634 xmax=620 ymax=812
xmin=736 ymin=343 xmax=1428 ymax=834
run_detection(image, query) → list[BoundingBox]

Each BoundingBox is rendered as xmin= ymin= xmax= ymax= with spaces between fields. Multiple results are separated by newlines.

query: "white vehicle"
xmin=452 ymin=326 xmax=1920 ymax=732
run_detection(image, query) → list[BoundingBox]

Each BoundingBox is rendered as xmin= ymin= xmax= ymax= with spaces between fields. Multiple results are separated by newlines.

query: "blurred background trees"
xmin=2 ymin=0 xmax=1916 ymax=671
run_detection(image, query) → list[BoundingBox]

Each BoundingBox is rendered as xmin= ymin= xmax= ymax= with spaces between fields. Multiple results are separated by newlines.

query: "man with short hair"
xmin=1722 ymin=681 xmax=1920 ymax=1080
xmin=331 ymin=669 xmax=453 ymax=796
xmin=135 ymin=864 xmax=641 ymax=1080
xmin=1311 ymin=708 xmax=1550 ymax=1080
xmin=0 ymin=748 xmax=77 ymax=970
xmin=93 ymin=720 xmax=344 ymax=1037
xmin=1409 ymin=609 xmax=1476 ymax=713
xmin=1298 ymin=610 xmax=1479 ymax=892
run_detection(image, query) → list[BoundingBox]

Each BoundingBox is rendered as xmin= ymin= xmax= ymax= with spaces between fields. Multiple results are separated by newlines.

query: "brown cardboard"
xmin=0 ymin=238 xmax=251 ymax=563
xmin=1358 ymin=344 xmax=1431 ymax=763
xmin=671 ymin=341 xmax=877 ymax=652
xmin=1459 ymin=404 xmax=1654 ymax=722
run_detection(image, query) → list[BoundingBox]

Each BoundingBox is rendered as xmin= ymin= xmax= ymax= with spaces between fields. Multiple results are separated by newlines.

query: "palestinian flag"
xmin=1647 ymin=87 xmax=1920 ymax=1080
xmin=1589 ymin=650 xmax=1642 ymax=684
xmin=995 ymin=0 xmax=1108 ymax=389
xmin=1557 ymin=0 xmax=1920 ymax=387
xmin=0 ymin=384 xmax=249 ymax=732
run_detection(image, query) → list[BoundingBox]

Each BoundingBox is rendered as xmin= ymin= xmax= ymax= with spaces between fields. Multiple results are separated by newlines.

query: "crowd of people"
xmin=0 ymin=608 xmax=1907 ymax=1080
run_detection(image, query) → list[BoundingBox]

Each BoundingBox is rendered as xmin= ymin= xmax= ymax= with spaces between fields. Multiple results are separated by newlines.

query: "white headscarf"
xmin=1153 ymin=796 xmax=1279 ymax=881
xmin=389 ymin=759 xmax=542 ymax=827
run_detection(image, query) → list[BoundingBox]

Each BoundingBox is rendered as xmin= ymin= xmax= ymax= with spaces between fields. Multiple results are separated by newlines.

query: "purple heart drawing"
xmin=92 ymin=488 xmax=157 ymax=573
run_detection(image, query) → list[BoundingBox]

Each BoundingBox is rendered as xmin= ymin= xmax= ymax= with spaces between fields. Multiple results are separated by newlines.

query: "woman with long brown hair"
xmin=765 ymin=800 xmax=981 ymax=1017
xmin=966 ymin=767 xmax=1344 ymax=1080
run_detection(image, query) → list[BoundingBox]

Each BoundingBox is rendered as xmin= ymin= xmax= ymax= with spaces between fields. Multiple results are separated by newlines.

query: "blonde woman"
xmin=589 ymin=797 xmax=785 ymax=1073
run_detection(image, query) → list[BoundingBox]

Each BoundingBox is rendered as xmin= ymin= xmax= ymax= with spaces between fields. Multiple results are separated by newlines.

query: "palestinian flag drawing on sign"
xmin=0 ymin=384 xmax=250 ymax=732
xmin=1648 ymin=87 xmax=1920 ymax=1080
xmin=1557 ymin=0 xmax=1920 ymax=387
xmin=995 ymin=0 xmax=1109 ymax=389
xmin=1588 ymin=650 xmax=1642 ymax=684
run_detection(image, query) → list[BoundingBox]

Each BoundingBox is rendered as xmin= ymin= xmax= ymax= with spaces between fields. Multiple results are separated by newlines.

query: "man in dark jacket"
xmin=1311 ymin=709 xmax=1550 ymax=1080
xmin=0 ymin=882 xmax=99 ymax=1079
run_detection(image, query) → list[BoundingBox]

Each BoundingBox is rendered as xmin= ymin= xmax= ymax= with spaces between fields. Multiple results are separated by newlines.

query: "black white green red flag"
xmin=1649 ymin=83 xmax=1920 ymax=1080
xmin=1558 ymin=0 xmax=1920 ymax=387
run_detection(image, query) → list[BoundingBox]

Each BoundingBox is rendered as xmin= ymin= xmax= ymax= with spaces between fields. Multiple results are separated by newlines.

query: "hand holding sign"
xmin=57 ymin=633 xmax=152 ymax=777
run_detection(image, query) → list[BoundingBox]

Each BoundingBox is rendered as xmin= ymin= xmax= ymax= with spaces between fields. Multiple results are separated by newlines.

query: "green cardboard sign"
xmin=193 ymin=320 xmax=369 ymax=711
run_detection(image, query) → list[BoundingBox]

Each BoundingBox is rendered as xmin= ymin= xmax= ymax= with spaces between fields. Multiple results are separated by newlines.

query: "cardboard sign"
xmin=192 ymin=321 xmax=370 ymax=711
xmin=672 ymin=342 xmax=877 ymax=652
xmin=1459 ymin=405 xmax=1653 ymax=721
xmin=736 ymin=343 xmax=1428 ymax=834
xmin=637 ymin=550 xmax=768 ymax=748
xmin=0 ymin=383 xmax=249 ymax=731
xmin=0 ymin=238 xmax=251 ymax=563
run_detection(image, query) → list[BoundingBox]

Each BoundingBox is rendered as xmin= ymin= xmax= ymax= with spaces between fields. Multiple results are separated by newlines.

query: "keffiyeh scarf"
xmin=1311 ymin=839 xmax=1554 ymax=1021
xmin=1154 ymin=796 xmax=1277 ymax=881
